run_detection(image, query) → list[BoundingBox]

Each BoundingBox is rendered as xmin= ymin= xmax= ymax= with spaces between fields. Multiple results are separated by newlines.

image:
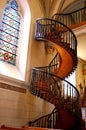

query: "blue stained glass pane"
xmin=2 ymin=24 xmax=19 ymax=37
xmin=0 ymin=40 xmax=17 ymax=54
xmin=11 ymin=0 xmax=18 ymax=10
xmin=4 ymin=7 xmax=21 ymax=22
xmin=1 ymin=31 xmax=18 ymax=45
xmin=3 ymin=16 xmax=20 ymax=29
xmin=0 ymin=0 xmax=21 ymax=65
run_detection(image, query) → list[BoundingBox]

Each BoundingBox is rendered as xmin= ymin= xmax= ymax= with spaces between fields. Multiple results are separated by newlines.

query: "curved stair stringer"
xmin=46 ymin=40 xmax=74 ymax=78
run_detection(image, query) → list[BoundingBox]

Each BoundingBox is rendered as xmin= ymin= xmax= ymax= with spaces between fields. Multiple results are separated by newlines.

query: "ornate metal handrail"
xmin=35 ymin=18 xmax=78 ymax=77
xmin=48 ymin=52 xmax=60 ymax=73
xmin=28 ymin=107 xmax=58 ymax=128
xmin=35 ymin=18 xmax=77 ymax=54
xmin=52 ymin=7 xmax=86 ymax=27
xmin=35 ymin=52 xmax=60 ymax=74
xmin=30 ymin=68 xmax=79 ymax=107
xmin=29 ymin=68 xmax=80 ymax=128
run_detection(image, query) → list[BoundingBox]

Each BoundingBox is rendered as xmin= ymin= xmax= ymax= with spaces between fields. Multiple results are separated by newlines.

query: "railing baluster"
xmin=52 ymin=7 xmax=86 ymax=27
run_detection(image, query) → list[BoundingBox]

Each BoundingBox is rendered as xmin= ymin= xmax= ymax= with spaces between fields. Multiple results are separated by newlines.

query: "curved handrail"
xmin=52 ymin=7 xmax=86 ymax=27
xmin=48 ymin=52 xmax=60 ymax=73
xmin=32 ymin=68 xmax=79 ymax=102
xmin=35 ymin=18 xmax=78 ymax=78
xmin=30 ymin=67 xmax=80 ymax=127
xmin=28 ymin=107 xmax=58 ymax=128
xmin=36 ymin=52 xmax=60 ymax=75
xmin=32 ymin=68 xmax=79 ymax=96
xmin=35 ymin=52 xmax=60 ymax=74
xmin=35 ymin=18 xmax=77 ymax=53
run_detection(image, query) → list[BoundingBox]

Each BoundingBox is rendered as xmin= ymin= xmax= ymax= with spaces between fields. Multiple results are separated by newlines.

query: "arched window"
xmin=0 ymin=0 xmax=31 ymax=81
xmin=0 ymin=0 xmax=21 ymax=65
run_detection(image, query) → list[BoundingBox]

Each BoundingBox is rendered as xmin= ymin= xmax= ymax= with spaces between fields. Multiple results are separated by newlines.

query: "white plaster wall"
xmin=0 ymin=0 xmax=54 ymax=127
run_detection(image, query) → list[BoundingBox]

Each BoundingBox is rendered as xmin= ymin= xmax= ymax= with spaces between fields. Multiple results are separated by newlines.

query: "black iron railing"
xmin=30 ymin=68 xmax=79 ymax=109
xmin=52 ymin=7 xmax=86 ymax=27
xmin=35 ymin=52 xmax=60 ymax=74
xmin=35 ymin=18 xmax=77 ymax=54
xmin=29 ymin=68 xmax=80 ymax=128
xmin=29 ymin=107 xmax=58 ymax=128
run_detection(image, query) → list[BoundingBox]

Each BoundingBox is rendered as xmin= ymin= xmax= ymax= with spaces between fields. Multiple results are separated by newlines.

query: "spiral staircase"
xmin=29 ymin=7 xmax=86 ymax=130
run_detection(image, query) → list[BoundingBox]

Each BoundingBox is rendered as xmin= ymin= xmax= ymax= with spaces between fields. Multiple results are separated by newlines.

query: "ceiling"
xmin=39 ymin=0 xmax=86 ymax=61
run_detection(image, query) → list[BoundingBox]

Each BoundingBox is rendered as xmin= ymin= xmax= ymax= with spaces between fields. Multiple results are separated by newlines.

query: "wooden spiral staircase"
xmin=29 ymin=7 xmax=86 ymax=130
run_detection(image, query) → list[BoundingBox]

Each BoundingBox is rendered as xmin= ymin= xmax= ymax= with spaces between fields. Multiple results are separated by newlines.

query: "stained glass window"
xmin=0 ymin=0 xmax=21 ymax=65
